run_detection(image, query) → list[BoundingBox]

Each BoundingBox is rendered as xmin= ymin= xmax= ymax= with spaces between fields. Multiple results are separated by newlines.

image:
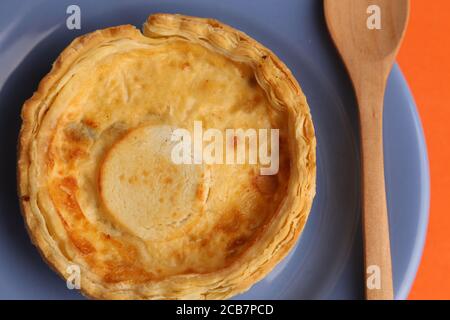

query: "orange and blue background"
xmin=399 ymin=0 xmax=450 ymax=299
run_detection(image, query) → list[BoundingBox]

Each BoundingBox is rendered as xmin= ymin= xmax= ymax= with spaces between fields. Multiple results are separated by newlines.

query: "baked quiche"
xmin=17 ymin=14 xmax=316 ymax=299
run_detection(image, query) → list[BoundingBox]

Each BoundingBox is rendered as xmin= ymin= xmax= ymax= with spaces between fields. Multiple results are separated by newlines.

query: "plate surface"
xmin=0 ymin=0 xmax=429 ymax=299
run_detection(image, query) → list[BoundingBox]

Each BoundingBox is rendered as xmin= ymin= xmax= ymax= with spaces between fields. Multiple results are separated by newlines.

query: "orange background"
xmin=398 ymin=1 xmax=450 ymax=299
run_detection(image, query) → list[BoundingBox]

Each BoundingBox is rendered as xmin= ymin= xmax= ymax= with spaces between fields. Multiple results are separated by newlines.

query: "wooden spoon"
xmin=324 ymin=0 xmax=410 ymax=300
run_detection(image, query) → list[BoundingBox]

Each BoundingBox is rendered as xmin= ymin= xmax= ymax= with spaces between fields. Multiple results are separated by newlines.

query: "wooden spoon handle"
xmin=356 ymin=68 xmax=394 ymax=300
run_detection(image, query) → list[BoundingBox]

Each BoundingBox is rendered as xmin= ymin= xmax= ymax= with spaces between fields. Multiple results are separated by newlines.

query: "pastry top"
xmin=18 ymin=14 xmax=316 ymax=299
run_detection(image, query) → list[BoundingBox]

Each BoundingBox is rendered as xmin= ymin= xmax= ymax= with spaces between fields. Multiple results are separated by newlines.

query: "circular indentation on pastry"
xmin=99 ymin=125 xmax=209 ymax=241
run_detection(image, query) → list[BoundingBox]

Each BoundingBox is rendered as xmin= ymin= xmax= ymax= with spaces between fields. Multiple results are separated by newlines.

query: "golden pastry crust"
xmin=17 ymin=14 xmax=316 ymax=299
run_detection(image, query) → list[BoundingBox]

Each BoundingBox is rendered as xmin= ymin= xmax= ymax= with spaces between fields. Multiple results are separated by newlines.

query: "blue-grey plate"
xmin=0 ymin=0 xmax=429 ymax=299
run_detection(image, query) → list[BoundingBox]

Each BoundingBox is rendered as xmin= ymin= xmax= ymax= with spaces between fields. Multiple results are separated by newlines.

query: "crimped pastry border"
xmin=17 ymin=14 xmax=316 ymax=299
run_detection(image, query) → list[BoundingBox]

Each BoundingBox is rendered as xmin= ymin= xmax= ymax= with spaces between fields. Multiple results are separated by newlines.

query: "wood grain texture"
xmin=324 ymin=0 xmax=410 ymax=300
